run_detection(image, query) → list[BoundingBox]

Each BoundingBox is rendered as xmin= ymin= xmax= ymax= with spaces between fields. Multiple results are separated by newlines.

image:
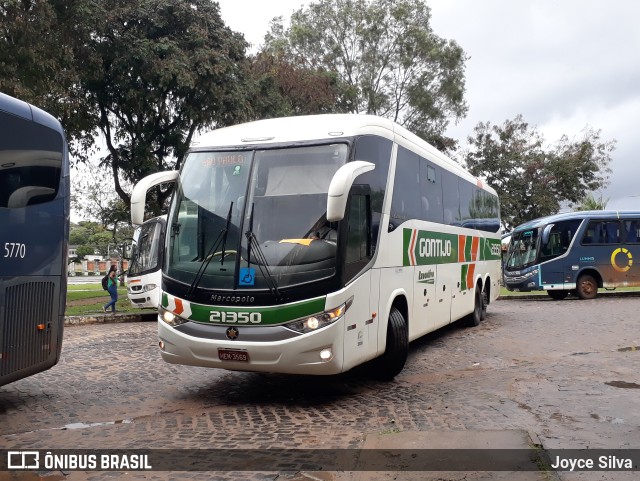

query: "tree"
xmin=265 ymin=0 xmax=468 ymax=151
xmin=576 ymin=193 xmax=609 ymax=211
xmin=2 ymin=0 xmax=251 ymax=215
xmin=464 ymin=115 xmax=615 ymax=229
xmin=0 ymin=0 xmax=96 ymax=157
xmin=70 ymin=221 xmax=133 ymax=258
xmin=71 ymin=166 xmax=134 ymax=241
xmin=75 ymin=245 xmax=95 ymax=259
xmin=244 ymin=49 xmax=345 ymax=119
xmin=82 ymin=0 xmax=249 ymax=214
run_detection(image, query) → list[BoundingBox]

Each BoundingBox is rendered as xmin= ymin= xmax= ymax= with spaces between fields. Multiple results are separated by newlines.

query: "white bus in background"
xmin=126 ymin=215 xmax=166 ymax=308
xmin=131 ymin=114 xmax=502 ymax=380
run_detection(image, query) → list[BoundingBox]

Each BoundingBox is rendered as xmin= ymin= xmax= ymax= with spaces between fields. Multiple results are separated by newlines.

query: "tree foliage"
xmin=464 ymin=115 xmax=615 ymax=229
xmin=244 ymin=49 xmax=345 ymax=119
xmin=84 ymin=0 xmax=249 ymax=213
xmin=265 ymin=0 xmax=468 ymax=151
xmin=0 ymin=0 xmax=96 ymax=157
xmin=2 ymin=0 xmax=250 ymax=215
xmin=70 ymin=221 xmax=131 ymax=258
xmin=71 ymin=168 xmax=134 ymax=244
xmin=576 ymin=193 xmax=609 ymax=211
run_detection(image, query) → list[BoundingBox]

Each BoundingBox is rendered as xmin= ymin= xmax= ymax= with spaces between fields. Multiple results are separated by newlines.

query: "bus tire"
xmin=375 ymin=307 xmax=408 ymax=381
xmin=465 ymin=285 xmax=484 ymax=327
xmin=547 ymin=290 xmax=569 ymax=300
xmin=576 ymin=274 xmax=598 ymax=299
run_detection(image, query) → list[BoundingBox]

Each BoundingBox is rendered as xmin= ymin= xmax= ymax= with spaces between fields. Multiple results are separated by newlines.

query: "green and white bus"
xmin=131 ymin=115 xmax=502 ymax=379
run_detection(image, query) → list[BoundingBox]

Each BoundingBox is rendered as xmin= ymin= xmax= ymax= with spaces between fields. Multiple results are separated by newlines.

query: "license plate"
xmin=218 ymin=349 xmax=249 ymax=362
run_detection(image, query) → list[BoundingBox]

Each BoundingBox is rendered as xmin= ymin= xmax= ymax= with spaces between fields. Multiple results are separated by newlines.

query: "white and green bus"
xmin=131 ymin=115 xmax=502 ymax=379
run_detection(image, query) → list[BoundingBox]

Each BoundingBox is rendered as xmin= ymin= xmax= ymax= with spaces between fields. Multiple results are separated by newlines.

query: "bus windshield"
xmin=166 ymin=144 xmax=348 ymax=291
xmin=129 ymin=220 xmax=163 ymax=275
xmin=506 ymin=229 xmax=539 ymax=269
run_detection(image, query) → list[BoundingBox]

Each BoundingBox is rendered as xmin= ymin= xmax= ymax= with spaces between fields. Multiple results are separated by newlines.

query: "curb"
xmin=64 ymin=311 xmax=157 ymax=326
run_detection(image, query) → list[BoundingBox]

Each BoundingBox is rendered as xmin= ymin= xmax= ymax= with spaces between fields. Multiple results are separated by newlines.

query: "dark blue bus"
xmin=0 ymin=92 xmax=70 ymax=386
xmin=504 ymin=211 xmax=640 ymax=300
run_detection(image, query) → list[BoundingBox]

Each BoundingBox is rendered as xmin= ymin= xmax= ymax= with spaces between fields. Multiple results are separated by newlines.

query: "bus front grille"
xmin=1 ymin=281 xmax=55 ymax=378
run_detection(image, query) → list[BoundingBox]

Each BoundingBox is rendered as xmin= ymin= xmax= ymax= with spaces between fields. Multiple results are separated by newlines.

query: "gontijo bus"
xmin=0 ymin=92 xmax=69 ymax=386
xmin=504 ymin=210 xmax=640 ymax=300
xmin=131 ymin=114 xmax=502 ymax=379
xmin=126 ymin=215 xmax=166 ymax=308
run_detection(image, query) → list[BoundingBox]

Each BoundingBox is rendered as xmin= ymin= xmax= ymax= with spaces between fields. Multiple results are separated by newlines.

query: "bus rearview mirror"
xmin=542 ymin=224 xmax=554 ymax=246
xmin=326 ymin=161 xmax=375 ymax=222
xmin=131 ymin=171 xmax=179 ymax=225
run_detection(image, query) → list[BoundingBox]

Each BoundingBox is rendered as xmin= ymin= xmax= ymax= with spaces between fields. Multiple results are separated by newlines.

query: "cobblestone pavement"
xmin=1 ymin=296 xmax=639 ymax=481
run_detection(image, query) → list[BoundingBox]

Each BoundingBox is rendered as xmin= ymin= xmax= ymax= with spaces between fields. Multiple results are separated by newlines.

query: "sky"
xmin=218 ymin=0 xmax=640 ymax=210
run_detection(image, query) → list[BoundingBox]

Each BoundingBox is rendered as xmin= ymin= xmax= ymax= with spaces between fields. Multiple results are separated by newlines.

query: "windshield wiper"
xmin=244 ymin=202 xmax=281 ymax=299
xmin=185 ymin=203 xmax=233 ymax=300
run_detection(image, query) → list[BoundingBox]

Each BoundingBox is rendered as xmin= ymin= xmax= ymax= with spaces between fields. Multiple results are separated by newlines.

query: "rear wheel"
xmin=576 ymin=274 xmax=598 ymax=299
xmin=374 ymin=307 xmax=408 ymax=381
xmin=547 ymin=290 xmax=569 ymax=300
xmin=465 ymin=285 xmax=484 ymax=327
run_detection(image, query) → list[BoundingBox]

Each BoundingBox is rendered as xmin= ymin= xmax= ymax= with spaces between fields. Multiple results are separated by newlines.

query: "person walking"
xmin=103 ymin=265 xmax=118 ymax=313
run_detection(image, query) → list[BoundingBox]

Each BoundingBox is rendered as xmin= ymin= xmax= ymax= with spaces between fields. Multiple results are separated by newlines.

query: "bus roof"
xmin=191 ymin=114 xmax=494 ymax=196
xmin=513 ymin=210 xmax=640 ymax=231
xmin=0 ymin=91 xmax=65 ymax=134
xmin=193 ymin=114 xmax=396 ymax=147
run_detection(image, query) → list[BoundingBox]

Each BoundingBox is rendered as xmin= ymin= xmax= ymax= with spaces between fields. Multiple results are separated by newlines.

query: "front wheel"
xmin=547 ymin=290 xmax=569 ymax=300
xmin=374 ymin=307 xmax=408 ymax=381
xmin=576 ymin=274 xmax=598 ymax=300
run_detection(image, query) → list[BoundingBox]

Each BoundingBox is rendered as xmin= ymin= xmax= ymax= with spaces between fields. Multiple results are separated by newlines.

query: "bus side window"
xmin=604 ymin=221 xmax=620 ymax=244
xmin=625 ymin=220 xmax=639 ymax=243
xmin=390 ymin=146 xmax=420 ymax=230
xmin=582 ymin=223 xmax=596 ymax=244
xmin=419 ymin=161 xmax=443 ymax=223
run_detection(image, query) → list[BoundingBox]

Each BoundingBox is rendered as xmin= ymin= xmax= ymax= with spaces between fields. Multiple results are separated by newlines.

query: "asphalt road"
xmin=1 ymin=295 xmax=639 ymax=481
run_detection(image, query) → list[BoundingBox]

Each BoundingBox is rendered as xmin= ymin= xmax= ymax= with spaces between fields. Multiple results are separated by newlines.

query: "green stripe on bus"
xmin=403 ymin=228 xmax=458 ymax=266
xmin=465 ymin=235 xmax=473 ymax=262
xmin=460 ymin=264 xmax=469 ymax=290
xmin=165 ymin=295 xmax=327 ymax=326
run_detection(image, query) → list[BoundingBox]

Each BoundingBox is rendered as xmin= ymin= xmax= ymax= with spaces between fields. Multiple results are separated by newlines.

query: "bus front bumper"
xmin=503 ymin=270 xmax=540 ymax=292
xmin=157 ymin=317 xmax=346 ymax=375
xmin=127 ymin=286 xmax=160 ymax=309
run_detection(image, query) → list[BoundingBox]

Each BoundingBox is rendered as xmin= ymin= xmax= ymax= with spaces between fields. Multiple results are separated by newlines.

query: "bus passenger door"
xmin=341 ymin=190 xmax=375 ymax=369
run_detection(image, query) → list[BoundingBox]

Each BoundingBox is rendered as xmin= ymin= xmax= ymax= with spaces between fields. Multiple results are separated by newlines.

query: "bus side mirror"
xmin=131 ymin=171 xmax=179 ymax=225
xmin=326 ymin=161 xmax=375 ymax=222
xmin=542 ymin=224 xmax=554 ymax=246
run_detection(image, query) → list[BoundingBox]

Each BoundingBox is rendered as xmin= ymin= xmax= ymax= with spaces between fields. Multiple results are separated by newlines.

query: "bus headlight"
xmin=143 ymin=283 xmax=158 ymax=292
xmin=284 ymin=300 xmax=350 ymax=334
xmin=160 ymin=306 xmax=189 ymax=327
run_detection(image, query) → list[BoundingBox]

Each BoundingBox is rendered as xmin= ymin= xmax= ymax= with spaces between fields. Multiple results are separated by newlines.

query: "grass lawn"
xmin=65 ymin=282 xmax=142 ymax=316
